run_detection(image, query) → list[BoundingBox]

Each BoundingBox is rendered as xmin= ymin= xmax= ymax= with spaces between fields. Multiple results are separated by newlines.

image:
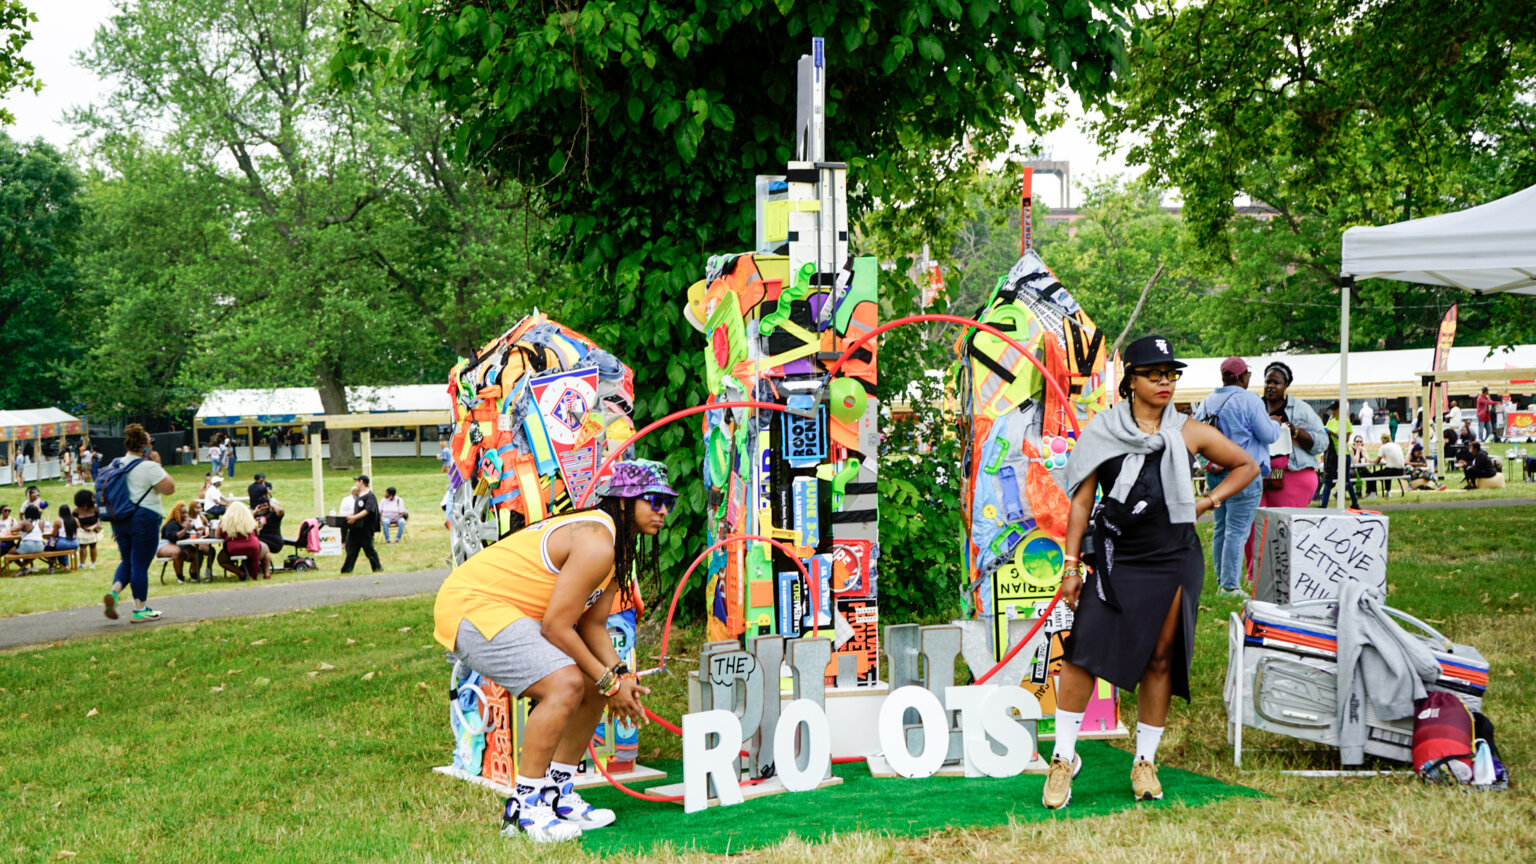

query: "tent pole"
xmin=1338 ymin=278 xmax=1352 ymax=510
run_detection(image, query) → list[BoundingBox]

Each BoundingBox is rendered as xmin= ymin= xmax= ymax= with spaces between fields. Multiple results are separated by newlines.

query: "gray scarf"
xmin=1066 ymin=400 xmax=1197 ymax=524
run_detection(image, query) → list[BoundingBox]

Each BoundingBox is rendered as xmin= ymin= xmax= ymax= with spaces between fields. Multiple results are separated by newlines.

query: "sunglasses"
xmin=1132 ymin=369 xmax=1184 ymax=384
xmin=638 ymin=493 xmax=675 ymax=512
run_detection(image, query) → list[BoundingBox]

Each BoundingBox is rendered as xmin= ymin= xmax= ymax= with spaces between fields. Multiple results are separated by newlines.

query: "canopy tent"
xmin=1337 ymin=182 xmax=1536 ymax=504
xmin=195 ymin=386 xmax=452 ymax=517
xmin=0 ymin=407 xmax=88 ymax=485
xmin=1176 ymin=344 xmax=1536 ymax=405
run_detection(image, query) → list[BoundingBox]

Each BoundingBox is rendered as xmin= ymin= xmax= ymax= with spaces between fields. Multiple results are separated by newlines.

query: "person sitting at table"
xmin=24 ymin=485 xmax=48 ymax=514
xmin=45 ymin=504 xmax=81 ymax=572
xmin=1364 ymin=432 xmax=1405 ymax=497
xmin=201 ymin=476 xmax=232 ymax=518
xmin=73 ymin=490 xmax=102 ymax=570
xmin=13 ymin=504 xmax=47 ymax=576
xmin=255 ymin=498 xmax=285 ymax=558
xmin=248 ymin=472 xmax=272 ymax=510
xmin=186 ymin=500 xmax=215 ymax=580
xmin=0 ymin=504 xmax=16 ymax=555
xmin=379 ymin=487 xmax=408 ymax=544
xmin=217 ymin=501 xmax=271 ymax=581
xmin=157 ymin=502 xmax=203 ymax=584
xmin=1458 ymin=440 xmax=1498 ymax=490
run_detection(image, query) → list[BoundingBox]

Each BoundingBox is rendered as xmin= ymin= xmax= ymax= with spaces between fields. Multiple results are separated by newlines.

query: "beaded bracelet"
xmin=594 ymin=668 xmax=618 ymax=695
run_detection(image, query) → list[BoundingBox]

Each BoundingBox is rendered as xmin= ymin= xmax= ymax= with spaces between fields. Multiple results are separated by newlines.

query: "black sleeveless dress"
xmin=1062 ymin=452 xmax=1204 ymax=701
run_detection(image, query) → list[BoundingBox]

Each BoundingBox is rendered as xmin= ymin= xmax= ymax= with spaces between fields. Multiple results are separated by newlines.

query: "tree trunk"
xmin=315 ymin=363 xmax=356 ymax=471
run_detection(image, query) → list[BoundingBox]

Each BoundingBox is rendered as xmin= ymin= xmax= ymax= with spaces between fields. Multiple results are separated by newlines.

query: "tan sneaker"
xmin=1131 ymin=758 xmax=1163 ymax=801
xmin=1041 ymin=754 xmax=1081 ymax=809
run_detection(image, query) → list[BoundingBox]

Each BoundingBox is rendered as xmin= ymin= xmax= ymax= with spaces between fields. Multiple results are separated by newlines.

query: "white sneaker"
xmin=555 ymin=783 xmax=616 ymax=829
xmin=501 ymin=795 xmax=582 ymax=843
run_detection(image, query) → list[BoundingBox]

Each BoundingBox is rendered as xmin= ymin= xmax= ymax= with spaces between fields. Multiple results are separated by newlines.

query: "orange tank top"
xmin=433 ymin=509 xmax=616 ymax=650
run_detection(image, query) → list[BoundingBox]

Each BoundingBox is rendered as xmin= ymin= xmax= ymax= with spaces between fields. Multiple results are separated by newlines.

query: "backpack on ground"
xmin=1413 ymin=691 xmax=1475 ymax=784
xmin=96 ymin=458 xmax=154 ymax=524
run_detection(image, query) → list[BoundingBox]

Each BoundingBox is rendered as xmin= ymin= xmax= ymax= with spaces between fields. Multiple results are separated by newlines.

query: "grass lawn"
xmin=0 ymin=458 xmax=453 ymax=617
xmin=2 ymin=505 xmax=1533 ymax=861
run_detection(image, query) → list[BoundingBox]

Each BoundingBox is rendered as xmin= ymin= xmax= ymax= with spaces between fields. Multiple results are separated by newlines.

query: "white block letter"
xmin=683 ymin=709 xmax=745 ymax=814
xmin=773 ymin=698 xmax=832 ymax=792
xmin=944 ymin=685 xmax=994 ymax=778
xmin=979 ymin=687 xmax=1042 ymax=778
xmin=877 ymin=685 xmax=948 ymax=778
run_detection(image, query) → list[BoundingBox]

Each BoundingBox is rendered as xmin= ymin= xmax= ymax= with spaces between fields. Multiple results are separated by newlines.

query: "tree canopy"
xmin=1102 ymin=0 xmax=1536 ymax=353
xmin=0 ymin=132 xmax=82 ymax=408
xmin=0 ymin=1 xmax=39 ymax=125
xmin=72 ymin=0 xmax=562 ymax=465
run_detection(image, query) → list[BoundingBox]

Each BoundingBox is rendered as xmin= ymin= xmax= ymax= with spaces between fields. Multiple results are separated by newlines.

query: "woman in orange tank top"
xmin=433 ymin=459 xmax=675 ymax=843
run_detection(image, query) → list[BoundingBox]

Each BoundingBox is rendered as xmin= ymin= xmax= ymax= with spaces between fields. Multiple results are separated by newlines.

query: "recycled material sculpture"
xmin=957 ymin=180 xmax=1122 ymax=734
xmin=440 ymin=313 xmax=647 ymax=787
xmin=686 ymin=38 xmax=882 ymax=687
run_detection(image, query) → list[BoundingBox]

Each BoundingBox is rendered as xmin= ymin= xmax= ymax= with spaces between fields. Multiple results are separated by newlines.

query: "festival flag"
xmin=1431 ymin=304 xmax=1458 ymax=413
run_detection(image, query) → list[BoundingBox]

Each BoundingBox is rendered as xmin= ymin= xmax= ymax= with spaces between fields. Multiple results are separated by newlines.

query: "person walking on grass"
xmin=1193 ymin=356 xmax=1278 ymax=598
xmin=1045 ymin=335 xmax=1258 ymax=810
xmin=433 ymin=459 xmax=673 ymax=842
xmin=340 ymin=475 xmax=382 ymax=573
xmin=103 ymin=424 xmax=175 ymax=624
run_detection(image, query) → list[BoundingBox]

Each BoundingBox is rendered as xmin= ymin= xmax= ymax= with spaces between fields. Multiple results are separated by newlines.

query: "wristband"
xmin=594 ymin=668 xmax=618 ymax=695
xmin=601 ymin=676 xmax=623 ymax=698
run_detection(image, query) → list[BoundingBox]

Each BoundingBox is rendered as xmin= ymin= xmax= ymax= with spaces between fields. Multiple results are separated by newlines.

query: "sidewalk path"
xmin=1373 ymin=497 xmax=1535 ymax=512
xmin=0 ymin=568 xmax=448 ymax=652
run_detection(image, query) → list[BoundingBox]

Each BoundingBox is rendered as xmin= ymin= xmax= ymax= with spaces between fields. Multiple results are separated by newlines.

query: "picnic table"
xmin=162 ymin=537 xmax=229 ymax=584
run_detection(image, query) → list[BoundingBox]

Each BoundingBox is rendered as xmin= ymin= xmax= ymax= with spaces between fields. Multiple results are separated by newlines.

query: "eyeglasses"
xmin=638 ymin=493 xmax=675 ymax=512
xmin=1132 ymin=369 xmax=1184 ymax=384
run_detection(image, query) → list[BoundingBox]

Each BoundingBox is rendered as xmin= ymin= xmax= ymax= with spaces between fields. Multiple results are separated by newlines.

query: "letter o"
xmin=877 ymin=685 xmax=948 ymax=778
xmin=773 ymin=698 xmax=831 ymax=792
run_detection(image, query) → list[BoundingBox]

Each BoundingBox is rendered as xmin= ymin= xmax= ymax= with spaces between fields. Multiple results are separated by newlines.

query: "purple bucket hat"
xmin=594 ymin=459 xmax=677 ymax=499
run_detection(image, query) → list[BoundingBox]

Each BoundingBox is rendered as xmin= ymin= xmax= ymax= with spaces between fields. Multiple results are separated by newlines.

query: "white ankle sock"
xmin=1136 ymin=723 xmax=1165 ymax=763
xmin=546 ymin=760 xmax=579 ymax=789
xmin=513 ymin=773 xmax=546 ymax=808
xmin=1052 ymin=709 xmax=1085 ymax=762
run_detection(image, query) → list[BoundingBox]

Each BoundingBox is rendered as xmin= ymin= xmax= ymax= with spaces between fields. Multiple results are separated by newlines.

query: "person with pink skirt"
xmin=1244 ymin=361 xmax=1331 ymax=580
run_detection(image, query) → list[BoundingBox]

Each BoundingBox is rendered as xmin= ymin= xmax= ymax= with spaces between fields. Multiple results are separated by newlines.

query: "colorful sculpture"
xmin=686 ymin=39 xmax=882 ymax=686
xmin=442 ymin=312 xmax=646 ymax=782
xmin=956 ymin=201 xmax=1121 ymax=733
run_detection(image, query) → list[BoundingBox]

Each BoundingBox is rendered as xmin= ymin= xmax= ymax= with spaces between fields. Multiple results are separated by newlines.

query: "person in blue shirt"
xmin=1195 ymin=357 xmax=1280 ymax=596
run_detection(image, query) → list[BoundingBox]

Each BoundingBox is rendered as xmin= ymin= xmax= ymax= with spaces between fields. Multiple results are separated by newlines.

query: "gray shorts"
xmin=451 ymin=618 xmax=575 ymax=698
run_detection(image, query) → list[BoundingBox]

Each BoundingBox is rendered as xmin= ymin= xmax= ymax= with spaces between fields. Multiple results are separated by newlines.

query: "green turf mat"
xmin=576 ymin=741 xmax=1264 ymax=855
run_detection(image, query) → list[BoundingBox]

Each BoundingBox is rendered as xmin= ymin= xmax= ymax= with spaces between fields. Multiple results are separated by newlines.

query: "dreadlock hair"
xmin=593 ymin=495 xmax=660 ymax=613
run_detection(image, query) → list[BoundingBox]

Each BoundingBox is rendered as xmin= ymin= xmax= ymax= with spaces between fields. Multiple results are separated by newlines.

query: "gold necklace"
xmin=1136 ymin=416 xmax=1161 ymax=434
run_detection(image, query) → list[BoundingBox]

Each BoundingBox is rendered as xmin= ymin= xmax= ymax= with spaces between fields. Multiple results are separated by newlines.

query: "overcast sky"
xmin=2 ymin=2 xmax=1137 ymax=208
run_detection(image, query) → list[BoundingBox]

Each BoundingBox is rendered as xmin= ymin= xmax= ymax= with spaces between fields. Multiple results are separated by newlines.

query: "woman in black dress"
xmin=1042 ymin=335 xmax=1258 ymax=809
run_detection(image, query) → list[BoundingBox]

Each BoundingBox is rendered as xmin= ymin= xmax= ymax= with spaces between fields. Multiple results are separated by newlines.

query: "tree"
xmin=0 ymin=1 xmax=39 ymax=125
xmin=365 ymin=0 xmax=1138 ymax=577
xmin=1101 ymin=0 xmax=1536 ymax=352
xmin=0 ymin=132 xmax=82 ymax=408
xmin=75 ymin=0 xmax=560 ymax=464
xmin=1035 ymin=177 xmax=1214 ymax=354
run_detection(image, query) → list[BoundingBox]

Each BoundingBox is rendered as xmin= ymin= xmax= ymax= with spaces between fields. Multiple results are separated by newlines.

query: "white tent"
xmin=1337 ymin=182 xmax=1536 ymax=505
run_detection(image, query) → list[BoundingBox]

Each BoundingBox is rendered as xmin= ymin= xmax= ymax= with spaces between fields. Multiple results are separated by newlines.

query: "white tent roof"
xmin=1341 ymin=184 xmax=1536 ymax=294
xmin=196 ymin=386 xmax=447 ymax=420
xmin=0 ymin=407 xmax=81 ymax=427
xmin=1178 ymin=344 xmax=1536 ymax=402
